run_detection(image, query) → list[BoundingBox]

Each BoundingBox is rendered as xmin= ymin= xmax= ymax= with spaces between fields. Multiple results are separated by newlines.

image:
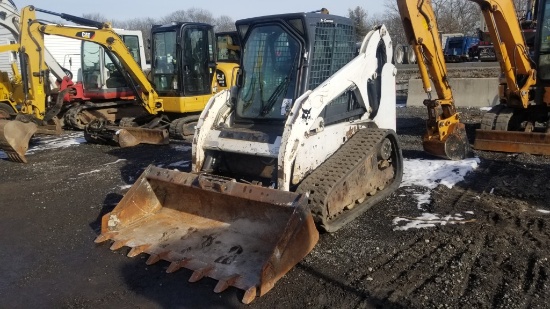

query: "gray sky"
xmin=13 ymin=1 xmax=387 ymax=22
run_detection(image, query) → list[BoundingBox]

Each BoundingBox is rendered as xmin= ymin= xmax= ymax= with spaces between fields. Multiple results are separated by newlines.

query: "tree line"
xmin=81 ymin=0 xmax=532 ymax=60
xmin=349 ymin=0 xmax=531 ymax=44
xmin=82 ymin=8 xmax=235 ymax=60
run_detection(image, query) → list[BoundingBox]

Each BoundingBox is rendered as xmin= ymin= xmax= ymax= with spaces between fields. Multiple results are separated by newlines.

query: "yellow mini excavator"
xmin=0 ymin=6 xmax=239 ymax=163
xmin=95 ymin=11 xmax=403 ymax=303
xmin=0 ymin=5 xmax=167 ymax=162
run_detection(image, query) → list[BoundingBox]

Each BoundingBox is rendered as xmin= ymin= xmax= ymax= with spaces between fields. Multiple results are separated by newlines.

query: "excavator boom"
xmin=397 ymin=0 xmax=469 ymax=160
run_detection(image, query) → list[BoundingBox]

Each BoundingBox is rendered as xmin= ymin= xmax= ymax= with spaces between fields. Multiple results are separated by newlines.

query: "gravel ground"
xmin=1 ymin=80 xmax=550 ymax=308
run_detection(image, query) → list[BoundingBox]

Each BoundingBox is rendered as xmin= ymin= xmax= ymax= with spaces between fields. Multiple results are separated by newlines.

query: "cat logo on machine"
xmin=216 ymin=69 xmax=227 ymax=87
xmin=76 ymin=31 xmax=95 ymax=39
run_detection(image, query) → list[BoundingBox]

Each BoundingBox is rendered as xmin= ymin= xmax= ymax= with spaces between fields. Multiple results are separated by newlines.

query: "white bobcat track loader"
xmin=96 ymin=12 xmax=403 ymax=304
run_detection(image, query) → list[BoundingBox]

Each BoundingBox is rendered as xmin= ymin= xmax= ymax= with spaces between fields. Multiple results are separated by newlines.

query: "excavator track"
xmin=63 ymin=105 xmax=88 ymax=130
xmin=479 ymin=104 xmax=505 ymax=130
xmin=297 ymin=128 xmax=403 ymax=232
xmin=475 ymin=105 xmax=550 ymax=154
xmin=169 ymin=115 xmax=200 ymax=141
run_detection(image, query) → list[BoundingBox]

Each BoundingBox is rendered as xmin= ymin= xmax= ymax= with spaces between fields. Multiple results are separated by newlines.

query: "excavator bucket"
xmin=423 ymin=123 xmax=470 ymax=160
xmin=474 ymin=129 xmax=550 ymax=155
xmin=0 ymin=119 xmax=37 ymax=163
xmin=84 ymin=123 xmax=169 ymax=147
xmin=95 ymin=165 xmax=319 ymax=304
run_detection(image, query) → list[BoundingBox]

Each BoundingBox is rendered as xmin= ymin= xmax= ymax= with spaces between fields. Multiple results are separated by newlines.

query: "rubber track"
xmin=63 ymin=105 xmax=85 ymax=130
xmin=495 ymin=107 xmax=514 ymax=131
xmin=480 ymin=104 xmax=505 ymax=130
xmin=297 ymin=128 xmax=402 ymax=232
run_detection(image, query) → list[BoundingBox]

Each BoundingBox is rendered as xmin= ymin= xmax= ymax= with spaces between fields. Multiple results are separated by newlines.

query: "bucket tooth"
xmin=94 ymin=232 xmax=117 ymax=243
xmin=110 ymin=239 xmax=130 ymax=251
xmin=242 ymin=287 xmax=257 ymax=304
xmin=127 ymin=244 xmax=151 ymax=257
xmin=166 ymin=258 xmax=190 ymax=273
xmin=214 ymin=275 xmax=240 ymax=293
xmin=97 ymin=166 xmax=319 ymax=303
xmin=146 ymin=251 xmax=169 ymax=265
xmin=189 ymin=265 xmax=214 ymax=283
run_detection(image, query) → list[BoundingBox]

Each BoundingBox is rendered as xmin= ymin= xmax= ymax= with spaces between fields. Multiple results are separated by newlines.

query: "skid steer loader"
xmin=95 ymin=12 xmax=403 ymax=303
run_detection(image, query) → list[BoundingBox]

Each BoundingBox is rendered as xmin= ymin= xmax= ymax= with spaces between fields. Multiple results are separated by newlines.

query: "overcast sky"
xmin=13 ymin=1 xmax=386 ymax=22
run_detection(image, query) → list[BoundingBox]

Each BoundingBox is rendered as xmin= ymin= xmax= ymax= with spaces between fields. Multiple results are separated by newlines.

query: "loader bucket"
xmin=0 ymin=119 xmax=37 ymax=163
xmin=474 ymin=129 xmax=550 ymax=155
xmin=84 ymin=123 xmax=169 ymax=147
xmin=95 ymin=165 xmax=319 ymax=304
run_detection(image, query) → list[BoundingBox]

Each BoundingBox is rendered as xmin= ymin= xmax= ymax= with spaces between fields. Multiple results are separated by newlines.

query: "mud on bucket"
xmin=95 ymin=165 xmax=319 ymax=304
xmin=0 ymin=119 xmax=37 ymax=163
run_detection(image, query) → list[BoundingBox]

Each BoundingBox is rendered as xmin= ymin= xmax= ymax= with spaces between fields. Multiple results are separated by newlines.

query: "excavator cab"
xmin=151 ymin=23 xmax=216 ymax=112
xmin=96 ymin=12 xmax=402 ymax=303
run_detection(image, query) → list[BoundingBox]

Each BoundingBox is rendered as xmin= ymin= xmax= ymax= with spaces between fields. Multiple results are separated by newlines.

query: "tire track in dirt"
xmin=345 ymin=159 xmax=550 ymax=308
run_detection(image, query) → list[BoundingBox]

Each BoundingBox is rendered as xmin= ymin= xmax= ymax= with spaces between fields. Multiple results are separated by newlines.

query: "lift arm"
xmin=470 ymin=0 xmax=537 ymax=108
xmin=396 ymin=0 xmax=469 ymax=160
xmin=19 ymin=6 xmax=163 ymax=117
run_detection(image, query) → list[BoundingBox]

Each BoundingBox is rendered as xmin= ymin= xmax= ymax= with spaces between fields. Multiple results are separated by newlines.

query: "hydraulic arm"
xmin=396 ymin=0 xmax=470 ymax=160
xmin=25 ymin=6 xmax=163 ymax=116
xmin=472 ymin=0 xmax=550 ymax=154
xmin=0 ymin=6 xmax=166 ymax=163
xmin=471 ymin=0 xmax=536 ymax=108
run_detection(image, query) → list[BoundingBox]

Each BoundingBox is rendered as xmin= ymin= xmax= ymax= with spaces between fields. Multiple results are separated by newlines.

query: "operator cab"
xmin=201 ymin=12 xmax=365 ymax=185
xmin=232 ymin=13 xmax=358 ymax=127
xmin=81 ymin=31 xmax=146 ymax=100
xmin=150 ymin=23 xmax=215 ymax=98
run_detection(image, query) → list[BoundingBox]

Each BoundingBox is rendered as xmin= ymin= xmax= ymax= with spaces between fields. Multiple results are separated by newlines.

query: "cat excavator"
xmin=0 ymin=5 xmax=240 ymax=162
xmin=95 ymin=11 xmax=403 ymax=303
xmin=0 ymin=5 xmax=165 ymax=162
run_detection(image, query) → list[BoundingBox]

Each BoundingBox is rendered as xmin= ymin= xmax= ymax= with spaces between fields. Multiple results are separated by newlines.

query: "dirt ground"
xmin=1 ymin=105 xmax=550 ymax=309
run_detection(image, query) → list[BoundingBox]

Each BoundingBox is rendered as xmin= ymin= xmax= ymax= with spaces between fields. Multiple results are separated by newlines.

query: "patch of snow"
xmin=393 ymin=212 xmax=472 ymax=231
xmin=27 ymin=132 xmax=86 ymax=153
xmin=0 ymin=132 xmax=86 ymax=159
xmin=172 ymin=145 xmax=192 ymax=152
xmin=104 ymin=159 xmax=127 ymax=165
xmin=78 ymin=169 xmax=101 ymax=176
xmin=168 ymin=160 xmax=190 ymax=168
xmin=465 ymin=211 xmax=475 ymax=215
xmin=400 ymin=158 xmax=480 ymax=208
xmin=480 ymin=106 xmax=492 ymax=111
xmin=537 ymin=209 xmax=550 ymax=214
xmin=119 ymin=184 xmax=133 ymax=190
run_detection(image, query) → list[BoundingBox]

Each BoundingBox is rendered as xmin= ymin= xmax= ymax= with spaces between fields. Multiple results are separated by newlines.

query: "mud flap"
xmin=95 ymin=166 xmax=319 ymax=303
xmin=0 ymin=119 xmax=38 ymax=163
xmin=474 ymin=129 xmax=550 ymax=155
xmin=85 ymin=119 xmax=169 ymax=147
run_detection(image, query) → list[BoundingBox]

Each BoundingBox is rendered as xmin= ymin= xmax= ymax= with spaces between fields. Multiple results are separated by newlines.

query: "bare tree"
xmin=348 ymin=6 xmax=370 ymax=41
xmin=81 ymin=13 xmax=115 ymax=25
xmin=215 ymin=15 xmax=236 ymax=32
